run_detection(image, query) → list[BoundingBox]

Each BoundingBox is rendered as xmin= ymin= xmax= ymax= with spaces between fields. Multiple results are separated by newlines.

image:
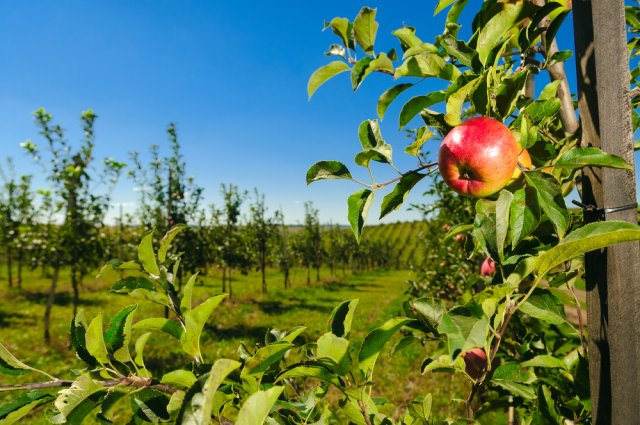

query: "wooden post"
xmin=573 ymin=0 xmax=640 ymax=423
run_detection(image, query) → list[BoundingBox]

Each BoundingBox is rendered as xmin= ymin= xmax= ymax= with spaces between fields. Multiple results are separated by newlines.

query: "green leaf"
xmin=351 ymin=57 xmax=374 ymax=90
xmin=199 ymin=359 xmax=242 ymax=425
xmin=70 ymin=311 xmax=98 ymax=368
xmin=104 ymin=305 xmax=138 ymax=364
xmin=538 ymin=80 xmax=561 ymax=101
xmin=235 ymin=386 xmax=284 ymax=425
xmin=358 ymin=119 xmax=383 ymax=149
xmin=52 ymin=374 xmax=106 ymax=424
xmin=307 ymin=61 xmax=350 ymax=99
xmin=158 ymin=224 xmax=186 ymax=263
xmin=0 ymin=391 xmax=54 ymax=424
xmin=161 ymin=370 xmax=197 ymax=389
xmin=134 ymin=332 xmax=152 ymax=371
xmin=554 ymin=147 xmax=632 ymax=171
xmin=358 ymin=317 xmax=414 ymax=377
xmin=438 ymin=308 xmax=489 ymax=358
xmin=317 ymin=332 xmax=350 ymax=373
xmin=380 ymin=173 xmax=426 ymax=219
xmin=547 ymin=50 xmax=572 ymax=67
xmin=405 ymin=126 xmax=435 ymax=157
xmin=328 ymin=299 xmax=359 ymax=338
xmin=525 ymin=171 xmax=568 ymax=239
xmin=306 ymin=161 xmax=353 ymax=184
xmin=392 ymin=27 xmax=431 ymax=52
xmin=138 ymin=231 xmax=160 ymax=277
xmin=410 ymin=297 xmax=447 ymax=329
xmin=495 ymin=190 xmax=513 ymax=261
xmin=111 ymin=276 xmax=156 ymax=293
xmin=435 ymin=0 xmax=458 ymax=15
xmin=354 ymin=144 xmax=393 ymax=167
xmin=494 ymin=70 xmax=528 ymax=119
xmin=326 ymin=17 xmax=353 ymax=49
xmin=477 ymin=1 xmax=524 ymax=66
xmin=348 ymin=189 xmax=374 ymax=243
xmin=378 ymin=83 xmax=413 ymax=120
xmin=131 ymin=389 xmax=170 ymax=423
xmin=521 ymin=355 xmax=567 ymax=370
xmin=515 ymin=99 xmax=561 ymax=125
xmin=510 ymin=187 xmax=540 ymax=248
xmin=275 ymin=364 xmax=342 ymax=386
xmin=491 ymin=362 xmax=536 ymax=399
xmin=443 ymin=224 xmax=473 ymax=243
xmin=439 ymin=35 xmax=477 ymax=69
xmin=536 ymin=221 xmax=640 ymax=279
xmin=353 ymin=7 xmax=378 ymax=55
xmin=180 ymin=273 xmax=199 ymax=314
xmin=182 ymin=294 xmax=227 ymax=359
xmin=85 ymin=314 xmax=109 ymax=365
xmin=241 ymin=342 xmax=292 ymax=393
xmin=394 ymin=54 xmax=461 ymax=81
xmin=545 ymin=10 xmax=570 ymax=56
xmin=444 ymin=78 xmax=479 ymax=126
xmin=520 ymin=290 xmax=567 ymax=325
xmin=352 ymin=53 xmax=393 ymax=90
xmin=399 ymin=92 xmax=446 ymax=129
xmin=110 ymin=276 xmax=169 ymax=307
xmin=133 ymin=318 xmax=184 ymax=341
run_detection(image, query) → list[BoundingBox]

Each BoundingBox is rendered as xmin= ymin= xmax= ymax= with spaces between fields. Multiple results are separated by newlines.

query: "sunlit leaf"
xmin=380 ymin=173 xmax=427 ymax=219
xmin=306 ymin=161 xmax=353 ymax=184
xmin=348 ymin=189 xmax=374 ymax=243
xmin=353 ymin=7 xmax=378 ymax=55
xmin=307 ymin=61 xmax=350 ymax=100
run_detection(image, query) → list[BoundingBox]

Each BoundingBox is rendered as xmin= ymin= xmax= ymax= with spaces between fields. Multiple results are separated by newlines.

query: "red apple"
xmin=462 ymin=348 xmax=488 ymax=379
xmin=454 ymin=234 xmax=465 ymax=242
xmin=480 ymin=257 xmax=495 ymax=276
xmin=438 ymin=117 xmax=519 ymax=198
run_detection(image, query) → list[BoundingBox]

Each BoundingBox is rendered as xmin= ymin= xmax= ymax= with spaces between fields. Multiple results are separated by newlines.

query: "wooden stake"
xmin=573 ymin=0 xmax=640 ymax=422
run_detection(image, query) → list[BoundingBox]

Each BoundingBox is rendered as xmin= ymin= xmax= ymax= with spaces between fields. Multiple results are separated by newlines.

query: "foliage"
xmin=305 ymin=2 xmax=640 ymax=422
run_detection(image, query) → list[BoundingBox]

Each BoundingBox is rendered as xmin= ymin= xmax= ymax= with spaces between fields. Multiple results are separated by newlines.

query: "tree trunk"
xmin=71 ymin=268 xmax=80 ymax=319
xmin=43 ymin=267 xmax=59 ymax=344
xmin=6 ymin=245 xmax=12 ymax=288
xmin=228 ymin=268 xmax=233 ymax=297
xmin=261 ymin=253 xmax=267 ymax=293
xmin=222 ymin=266 xmax=227 ymax=293
xmin=316 ymin=265 xmax=320 ymax=282
xmin=306 ymin=266 xmax=310 ymax=286
xmin=17 ymin=249 xmax=22 ymax=289
xmin=283 ymin=266 xmax=289 ymax=289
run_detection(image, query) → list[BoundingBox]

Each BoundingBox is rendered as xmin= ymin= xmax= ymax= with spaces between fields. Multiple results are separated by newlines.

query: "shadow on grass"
xmin=0 ymin=309 xmax=33 ymax=327
xmin=255 ymin=299 xmax=334 ymax=315
xmin=23 ymin=291 xmax=103 ymax=307
xmin=205 ymin=323 xmax=271 ymax=342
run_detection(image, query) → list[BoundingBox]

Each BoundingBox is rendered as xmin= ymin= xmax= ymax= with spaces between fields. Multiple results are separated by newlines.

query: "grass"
xmin=0 ymin=266 xmax=472 ymax=423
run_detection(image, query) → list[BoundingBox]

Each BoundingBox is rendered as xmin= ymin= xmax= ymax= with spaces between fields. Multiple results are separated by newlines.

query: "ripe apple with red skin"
xmin=438 ymin=117 xmax=519 ymax=198
xmin=462 ymin=348 xmax=488 ymax=379
xmin=480 ymin=257 xmax=495 ymax=276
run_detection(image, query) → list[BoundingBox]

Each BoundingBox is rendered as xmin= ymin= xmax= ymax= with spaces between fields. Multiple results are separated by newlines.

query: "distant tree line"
xmin=0 ymin=110 xmax=407 ymax=342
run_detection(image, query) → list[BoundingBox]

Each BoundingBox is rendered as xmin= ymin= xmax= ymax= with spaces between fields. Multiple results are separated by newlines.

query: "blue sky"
xmin=0 ymin=1 xmax=616 ymax=225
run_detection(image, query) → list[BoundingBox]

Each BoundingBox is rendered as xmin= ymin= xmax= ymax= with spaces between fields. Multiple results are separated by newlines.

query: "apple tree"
xmin=306 ymin=1 xmax=640 ymax=422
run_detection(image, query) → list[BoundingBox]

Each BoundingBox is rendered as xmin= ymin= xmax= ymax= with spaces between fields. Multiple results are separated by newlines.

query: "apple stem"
xmin=371 ymin=161 xmax=438 ymax=190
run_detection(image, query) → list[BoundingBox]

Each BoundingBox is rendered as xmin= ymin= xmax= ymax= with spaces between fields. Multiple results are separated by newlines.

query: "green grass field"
xmin=0 ymin=266 xmax=475 ymax=423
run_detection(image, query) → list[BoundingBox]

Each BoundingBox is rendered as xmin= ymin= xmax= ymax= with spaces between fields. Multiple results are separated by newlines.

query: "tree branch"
xmin=533 ymin=0 xmax=579 ymax=136
xmin=0 ymin=376 xmax=177 ymax=395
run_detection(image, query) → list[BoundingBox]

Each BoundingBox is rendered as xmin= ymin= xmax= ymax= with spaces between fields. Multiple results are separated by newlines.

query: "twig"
xmin=0 ymin=376 xmax=177 ymax=395
xmin=568 ymin=282 xmax=588 ymax=355
xmin=371 ymin=162 xmax=438 ymax=190
xmin=532 ymin=0 xmax=579 ymax=136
